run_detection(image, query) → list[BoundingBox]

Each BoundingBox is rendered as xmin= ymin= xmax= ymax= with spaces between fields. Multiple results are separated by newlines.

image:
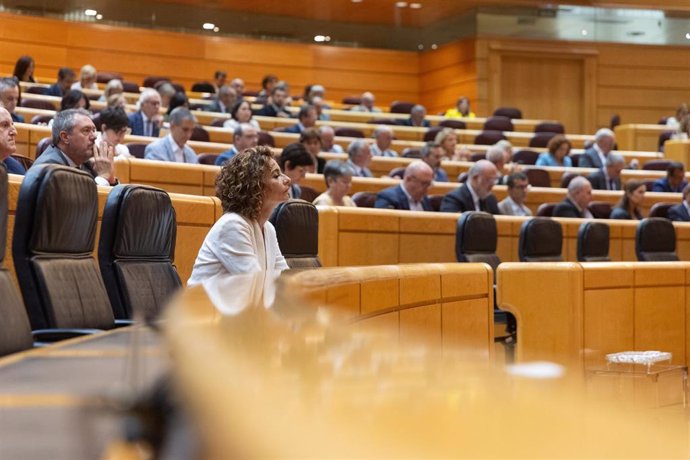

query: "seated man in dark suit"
xmin=346 ymin=139 xmax=373 ymax=178
xmin=440 ymin=160 xmax=500 ymax=214
xmin=128 ymin=88 xmax=163 ymax=137
xmin=215 ymin=123 xmax=259 ymax=166
xmin=31 ymin=108 xmax=117 ymax=186
xmin=578 ymin=128 xmax=615 ymax=169
xmin=553 ymin=176 xmax=593 ymax=218
xmin=257 ymin=85 xmax=291 ymax=118
xmin=0 ymin=107 xmax=24 ymax=175
xmin=205 ymin=85 xmax=236 ymax=114
xmin=402 ymin=104 xmax=431 ymax=128
xmin=45 ymin=67 xmax=76 ymax=97
xmin=668 ymin=184 xmax=690 ymax=221
xmin=375 ymin=160 xmax=434 ymax=211
xmin=0 ymin=78 xmax=24 ymax=123
xmin=421 ymin=142 xmax=448 ymax=182
xmin=283 ymin=105 xmax=317 ymax=134
xmin=587 ymin=153 xmax=624 ymax=190
xmin=652 ymin=162 xmax=688 ymax=193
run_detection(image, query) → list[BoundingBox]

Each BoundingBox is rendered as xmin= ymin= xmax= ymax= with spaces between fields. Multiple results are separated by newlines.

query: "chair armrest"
xmin=114 ymin=319 xmax=135 ymax=328
xmin=32 ymin=328 xmax=103 ymax=343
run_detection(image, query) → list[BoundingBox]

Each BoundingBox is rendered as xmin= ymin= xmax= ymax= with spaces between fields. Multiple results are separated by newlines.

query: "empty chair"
xmin=648 ymin=202 xmax=675 ymax=219
xmin=518 ymin=218 xmax=563 ymax=262
xmin=588 ymin=201 xmax=612 ymax=219
xmin=99 ymin=185 xmax=181 ymax=320
xmin=390 ymin=101 xmax=415 ymax=114
xmin=197 ymin=153 xmax=219 ymax=165
xmin=577 ymin=221 xmax=610 ymax=262
xmin=483 ymin=116 xmax=513 ymax=132
xmin=474 ymin=130 xmax=507 ymax=145
xmin=529 ymin=132 xmax=557 ymax=148
xmin=126 ymin=143 xmax=148 ymax=159
xmin=35 ymin=137 xmax=52 ymax=159
xmin=534 ymin=122 xmax=565 ymax=134
xmin=456 ymin=211 xmax=500 ymax=271
xmin=96 ymin=72 xmax=123 ymax=83
xmin=191 ymin=82 xmax=215 ymax=93
xmin=269 ymin=200 xmax=321 ymax=269
xmin=658 ymin=131 xmax=674 ymax=153
xmin=352 ymin=191 xmax=377 ymax=208
xmin=635 ymin=217 xmax=679 ymax=261
xmin=298 ymin=186 xmax=318 ymax=203
xmin=342 ymin=96 xmax=362 ymax=105
xmin=642 ymin=159 xmax=672 ymax=171
xmin=191 ymin=126 xmax=210 ymax=142
xmin=334 ymin=127 xmax=364 ymax=138
xmin=143 ymin=76 xmax=170 ymax=88
xmin=493 ymin=107 xmax=522 ymax=119
xmin=560 ymin=172 xmax=580 ymax=189
xmin=423 ymin=126 xmax=443 ymax=142
xmin=21 ymin=99 xmax=56 ymax=111
xmin=30 ymin=114 xmax=53 ymax=125
xmin=512 ymin=149 xmax=539 ymax=165
xmin=536 ymin=203 xmax=557 ymax=217
xmin=525 ymin=168 xmax=551 ymax=187
xmin=122 ymin=81 xmax=140 ymax=93
xmin=257 ymin=131 xmax=275 ymax=147
xmin=13 ymin=165 xmax=115 ymax=330
xmin=0 ymin=164 xmax=34 ymax=356
xmin=439 ymin=119 xmax=466 ymax=130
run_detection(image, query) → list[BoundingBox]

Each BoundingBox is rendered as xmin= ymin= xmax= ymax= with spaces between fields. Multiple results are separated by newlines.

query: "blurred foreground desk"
xmin=0 ymin=326 xmax=166 ymax=459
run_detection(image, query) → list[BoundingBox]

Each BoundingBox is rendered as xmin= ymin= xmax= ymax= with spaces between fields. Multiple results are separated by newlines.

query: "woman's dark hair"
xmin=215 ymin=146 xmax=275 ymax=219
xmin=13 ymin=55 xmax=34 ymax=83
xmin=278 ymin=142 xmax=313 ymax=170
xmin=547 ymin=134 xmax=572 ymax=156
xmin=60 ymin=89 xmax=90 ymax=111
xmin=230 ymin=100 xmax=252 ymax=121
xmin=322 ymin=159 xmax=352 ymax=187
xmin=99 ymin=107 xmax=129 ymax=131
xmin=616 ymin=179 xmax=645 ymax=214
xmin=167 ymin=92 xmax=188 ymax=115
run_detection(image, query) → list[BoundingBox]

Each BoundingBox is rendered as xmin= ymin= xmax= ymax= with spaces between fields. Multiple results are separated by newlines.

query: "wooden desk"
xmin=615 ymin=124 xmax=671 ymax=152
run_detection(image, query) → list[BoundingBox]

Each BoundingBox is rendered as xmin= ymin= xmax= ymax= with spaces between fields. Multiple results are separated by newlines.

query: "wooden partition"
xmin=5 ymin=174 xmax=218 ymax=288
xmin=497 ymin=262 xmax=690 ymax=373
xmin=615 ymin=124 xmax=671 ymax=152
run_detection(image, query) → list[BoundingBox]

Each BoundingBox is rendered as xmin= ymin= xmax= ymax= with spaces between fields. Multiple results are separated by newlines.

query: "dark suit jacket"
xmin=609 ymin=206 xmax=641 ymax=220
xmin=45 ymin=84 xmax=63 ymax=97
xmin=11 ymin=112 xmax=24 ymax=123
xmin=401 ymin=119 xmax=431 ymax=128
xmin=578 ymin=147 xmax=603 ymax=169
xmin=553 ymin=197 xmax=583 ymax=218
xmin=127 ymin=111 xmax=160 ymax=138
xmin=652 ymin=177 xmax=688 ymax=193
xmin=587 ymin=169 xmax=621 ymax=191
xmin=668 ymin=204 xmax=690 ymax=222
xmin=374 ymin=185 xmax=432 ymax=211
xmin=257 ymin=104 xmax=291 ymax=118
xmin=3 ymin=156 xmax=26 ymax=175
xmin=205 ymin=101 xmax=228 ymax=114
xmin=31 ymin=145 xmax=98 ymax=179
xmin=439 ymin=184 xmax=499 ymax=214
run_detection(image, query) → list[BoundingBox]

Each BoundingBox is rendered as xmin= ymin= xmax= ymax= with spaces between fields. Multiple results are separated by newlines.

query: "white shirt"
xmin=165 ymin=134 xmax=185 ymax=163
xmin=188 ymin=213 xmax=288 ymax=286
xmin=467 ymin=182 xmax=481 ymax=211
xmin=223 ymin=118 xmax=261 ymax=132
xmin=370 ymin=144 xmax=398 ymax=158
xmin=593 ymin=143 xmax=607 ymax=168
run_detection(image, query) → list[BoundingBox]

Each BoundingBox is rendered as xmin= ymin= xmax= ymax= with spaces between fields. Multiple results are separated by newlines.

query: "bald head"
xmin=403 ymin=160 xmax=434 ymax=202
xmin=468 ymin=159 xmax=499 ymax=199
xmin=568 ymin=176 xmax=593 ymax=210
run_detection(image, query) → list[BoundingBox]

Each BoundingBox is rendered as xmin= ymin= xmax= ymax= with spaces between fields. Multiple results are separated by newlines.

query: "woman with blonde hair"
xmin=434 ymin=127 xmax=471 ymax=161
xmin=188 ymin=146 xmax=291 ymax=285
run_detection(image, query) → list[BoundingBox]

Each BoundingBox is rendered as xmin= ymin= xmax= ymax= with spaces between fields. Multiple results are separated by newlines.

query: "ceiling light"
xmin=431 ymin=43 xmax=437 ymax=49
xmin=96 ymin=13 xmax=103 ymax=19
xmin=417 ymin=44 xmax=424 ymax=50
xmin=84 ymin=9 xmax=97 ymax=16
xmin=213 ymin=27 xmax=219 ymax=32
xmin=581 ymin=29 xmax=588 ymax=36
xmin=409 ymin=2 xmax=422 ymax=8
xmin=685 ymin=33 xmax=690 ymax=40
xmin=396 ymin=2 xmax=408 ymax=7
xmin=351 ymin=0 xmax=363 ymax=3
xmin=202 ymin=23 xmax=215 ymax=30
xmin=314 ymin=35 xmax=327 ymax=42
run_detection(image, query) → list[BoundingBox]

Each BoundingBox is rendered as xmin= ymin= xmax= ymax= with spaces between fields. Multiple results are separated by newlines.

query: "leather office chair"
xmin=35 ymin=137 xmax=52 ymax=159
xmin=298 ymin=186 xmax=318 ymax=203
xmin=342 ymin=96 xmax=362 ymax=105
xmin=125 ymin=143 xmax=148 ymax=159
xmin=648 ymin=202 xmax=675 ymax=219
xmin=30 ymin=114 xmax=53 ymax=125
xmin=536 ymin=203 xmax=557 ymax=217
xmin=577 ymin=221 xmax=610 ymax=262
xmin=642 ymin=159 xmax=672 ymax=171
xmin=191 ymin=82 xmax=215 ymax=93
xmin=401 ymin=148 xmax=421 ymax=158
xmin=636 ymin=217 xmax=679 ymax=261
xmin=423 ymin=126 xmax=443 ymax=142
xmin=0 ymin=164 xmax=33 ymax=356
xmin=511 ymin=149 xmax=539 ymax=165
xmin=588 ymin=201 xmax=613 ymax=219
xmin=658 ymin=131 xmax=674 ymax=153
xmin=474 ymin=130 xmax=507 ymax=145
xmin=439 ymin=119 xmax=466 ymax=130
xmin=493 ymin=107 xmax=522 ymax=119
xmin=388 ymin=167 xmax=406 ymax=179
xmin=560 ymin=172 xmax=580 ymax=189
xmin=21 ymin=99 xmax=56 ymax=111
xmin=122 ymin=81 xmax=140 ymax=93
xmin=191 ymin=126 xmax=210 ymax=142
xmin=390 ymin=101 xmax=416 ymax=114
xmin=269 ymin=200 xmax=321 ymax=269
xmin=525 ymin=168 xmax=551 ymax=188
xmin=13 ymin=165 xmax=115 ymax=330
xmin=352 ymin=192 xmax=377 ymax=208
xmin=97 ymin=72 xmax=123 ymax=83
xmin=99 ymin=184 xmax=182 ymax=320
xmin=534 ymin=122 xmax=565 ymax=134
xmin=257 ymin=131 xmax=276 ymax=147
xmin=528 ymin=132 xmax=557 ymax=148
xmin=197 ymin=153 xmax=219 ymax=165
xmin=518 ymin=218 xmax=563 ymax=262
xmin=483 ymin=116 xmax=513 ymax=132
xmin=9 ymin=154 xmax=33 ymax=170
xmin=456 ymin=211 xmax=500 ymax=272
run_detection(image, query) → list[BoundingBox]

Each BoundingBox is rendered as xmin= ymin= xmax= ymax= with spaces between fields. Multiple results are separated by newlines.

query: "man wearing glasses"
xmin=440 ymin=160 xmax=500 ymax=214
xmin=498 ymin=172 xmax=532 ymax=216
xmin=374 ymin=160 xmax=434 ymax=211
xmin=128 ymin=89 xmax=163 ymax=138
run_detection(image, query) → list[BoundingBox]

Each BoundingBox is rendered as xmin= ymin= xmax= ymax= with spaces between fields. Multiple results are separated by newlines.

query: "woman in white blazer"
xmin=188 ymin=146 xmax=291 ymax=286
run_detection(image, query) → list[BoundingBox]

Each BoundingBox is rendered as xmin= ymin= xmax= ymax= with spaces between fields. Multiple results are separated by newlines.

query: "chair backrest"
xmin=97 ymin=72 xmax=123 ymax=83
xmin=528 ymin=132 xmax=557 ymax=148
xmin=518 ymin=218 xmax=563 ymax=262
xmin=429 ymin=195 xmax=443 ymax=212
xmin=648 ymin=202 xmax=675 ymax=219
xmin=122 ymin=81 xmax=140 ymax=93
xmin=390 ymin=101 xmax=416 ymax=114
xmin=493 ymin=107 xmax=523 ymax=119
xmin=388 ymin=167 xmax=406 ymax=179
xmin=30 ymin=114 xmax=53 ymax=125
xmin=474 ymin=130 xmax=507 ymax=145
xmin=298 ymin=186 xmax=318 ymax=203
xmin=588 ymin=201 xmax=612 ymax=219
xmin=13 ymin=165 xmax=115 ymax=330
xmin=569 ymin=153 xmax=582 ymax=167
xmin=456 ymin=211 xmax=501 ymax=273
xmin=534 ymin=122 xmax=565 ymax=134
xmin=401 ymin=148 xmax=421 ymax=158
xmin=423 ymin=126 xmax=443 ymax=142
xmin=636 ymin=217 xmax=679 ymax=261
xmin=257 ymin=131 xmax=275 ymax=147
xmin=211 ymin=118 xmax=226 ymax=127
xmin=577 ymin=221 xmax=610 ymax=262
xmin=191 ymin=126 xmax=210 ymax=142
xmin=367 ymin=118 xmax=400 ymax=126
xmin=197 ymin=153 xmax=219 ymax=165
xmin=512 ymin=149 xmax=540 ymax=165
xmin=0 ymin=164 xmax=34 ymax=355
xmin=35 ymin=137 xmax=52 ymax=159
xmin=483 ymin=116 xmax=514 ymax=132
xmin=10 ymin=154 xmax=34 ymax=170
xmin=536 ymin=203 xmax=557 ymax=217
xmin=352 ymin=191 xmax=377 ymax=208
xmin=439 ymin=119 xmax=466 ymax=129
xmin=143 ymin=76 xmax=170 ymax=88
xmin=470 ymin=153 xmax=486 ymax=162
xmin=560 ymin=172 xmax=580 ymax=189
xmin=658 ymin=131 xmax=674 ymax=152
xmin=98 ymin=185 xmax=181 ymax=320
xmin=191 ymin=82 xmax=215 ymax=93
xmin=25 ymin=86 xmax=47 ymax=95
xmin=525 ymin=168 xmax=551 ymax=187
xmin=642 ymin=159 xmax=672 ymax=171
xmin=334 ymin=127 xmax=364 ymax=138
xmin=342 ymin=96 xmax=362 ymax=105
xmin=125 ymin=143 xmax=148 ymax=159
xmin=21 ymin=99 xmax=56 ymax=111
xmin=269 ymin=200 xmax=321 ymax=269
